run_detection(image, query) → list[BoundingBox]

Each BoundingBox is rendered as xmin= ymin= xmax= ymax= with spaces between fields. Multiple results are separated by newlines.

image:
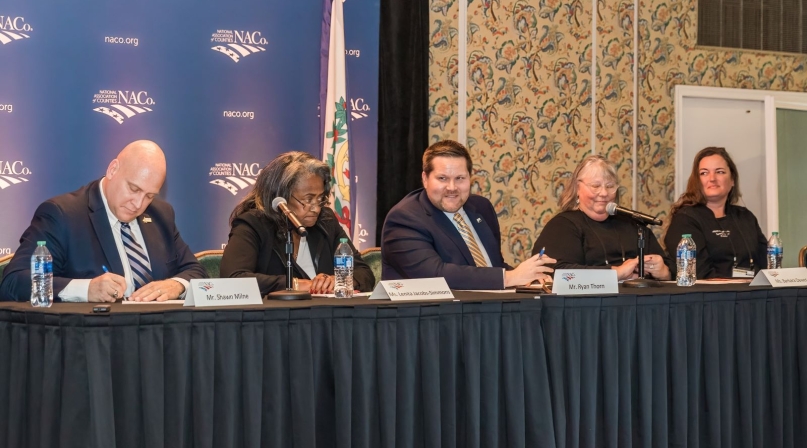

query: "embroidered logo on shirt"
xmin=712 ymin=230 xmax=730 ymax=237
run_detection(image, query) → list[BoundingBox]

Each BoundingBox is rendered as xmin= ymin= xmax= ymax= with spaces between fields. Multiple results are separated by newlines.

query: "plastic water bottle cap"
xmin=682 ymin=234 xmax=691 ymax=238
xmin=36 ymin=241 xmax=46 ymax=246
xmin=772 ymin=231 xmax=779 ymax=236
xmin=339 ymin=238 xmax=348 ymax=243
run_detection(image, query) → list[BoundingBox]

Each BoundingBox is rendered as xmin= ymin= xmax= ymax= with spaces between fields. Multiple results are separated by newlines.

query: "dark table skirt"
xmin=1 ymin=286 xmax=805 ymax=448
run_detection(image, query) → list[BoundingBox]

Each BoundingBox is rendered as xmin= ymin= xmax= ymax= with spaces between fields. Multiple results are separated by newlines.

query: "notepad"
xmin=311 ymin=292 xmax=372 ymax=298
xmin=121 ymin=299 xmax=186 ymax=304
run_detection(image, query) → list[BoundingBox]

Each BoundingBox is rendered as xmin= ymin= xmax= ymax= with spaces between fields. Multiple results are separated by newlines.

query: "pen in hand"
xmin=101 ymin=265 xmax=128 ymax=300
xmin=538 ymin=247 xmax=545 ymax=259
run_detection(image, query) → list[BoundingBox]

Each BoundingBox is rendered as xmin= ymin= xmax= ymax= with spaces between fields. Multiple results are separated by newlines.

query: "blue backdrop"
xmin=0 ymin=0 xmax=379 ymax=256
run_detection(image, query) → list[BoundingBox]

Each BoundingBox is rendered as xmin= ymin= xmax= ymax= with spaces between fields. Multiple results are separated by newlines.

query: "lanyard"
xmin=713 ymin=207 xmax=755 ymax=269
xmin=583 ymin=214 xmax=626 ymax=266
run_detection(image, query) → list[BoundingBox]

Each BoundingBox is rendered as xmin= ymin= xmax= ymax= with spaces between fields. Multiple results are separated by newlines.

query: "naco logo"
xmin=350 ymin=98 xmax=370 ymax=121
xmin=211 ymin=30 xmax=267 ymax=63
xmin=92 ymin=90 xmax=156 ymax=124
xmin=0 ymin=15 xmax=33 ymax=45
xmin=209 ymin=162 xmax=261 ymax=195
xmin=0 ymin=160 xmax=31 ymax=190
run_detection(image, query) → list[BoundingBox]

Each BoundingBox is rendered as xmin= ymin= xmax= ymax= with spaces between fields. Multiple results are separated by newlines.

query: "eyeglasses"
xmin=291 ymin=194 xmax=330 ymax=210
xmin=578 ymin=180 xmax=618 ymax=194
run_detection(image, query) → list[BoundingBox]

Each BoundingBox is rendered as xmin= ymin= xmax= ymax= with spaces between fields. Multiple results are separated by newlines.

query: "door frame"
xmin=675 ymin=85 xmax=807 ymax=234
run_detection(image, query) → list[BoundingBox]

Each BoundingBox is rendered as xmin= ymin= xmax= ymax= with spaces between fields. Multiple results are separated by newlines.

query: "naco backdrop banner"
xmin=0 ymin=0 xmax=378 ymax=256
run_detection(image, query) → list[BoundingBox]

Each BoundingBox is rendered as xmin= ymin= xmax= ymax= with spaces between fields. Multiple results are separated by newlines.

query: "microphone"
xmin=606 ymin=202 xmax=663 ymax=226
xmin=272 ymin=197 xmax=308 ymax=236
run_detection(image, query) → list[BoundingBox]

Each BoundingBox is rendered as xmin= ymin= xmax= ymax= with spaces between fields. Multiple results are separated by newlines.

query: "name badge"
xmin=369 ymin=278 xmax=454 ymax=301
xmin=183 ymin=278 xmax=263 ymax=307
xmin=732 ymin=267 xmax=755 ymax=278
xmin=552 ymin=269 xmax=619 ymax=295
xmin=749 ymin=267 xmax=807 ymax=287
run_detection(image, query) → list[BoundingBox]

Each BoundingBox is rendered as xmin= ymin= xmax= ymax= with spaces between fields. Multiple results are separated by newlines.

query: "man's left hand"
xmin=130 ymin=279 xmax=185 ymax=302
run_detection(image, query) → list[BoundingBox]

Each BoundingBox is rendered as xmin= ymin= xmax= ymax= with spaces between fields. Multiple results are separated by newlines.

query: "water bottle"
xmin=31 ymin=241 xmax=53 ymax=307
xmin=767 ymin=231 xmax=783 ymax=269
xmin=676 ymin=234 xmax=696 ymax=287
xmin=334 ymin=238 xmax=354 ymax=298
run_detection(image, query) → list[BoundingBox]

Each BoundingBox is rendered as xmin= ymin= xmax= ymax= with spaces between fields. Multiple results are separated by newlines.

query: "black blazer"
xmin=0 ymin=179 xmax=207 ymax=301
xmin=381 ymin=188 xmax=512 ymax=289
xmin=220 ymin=207 xmax=374 ymax=295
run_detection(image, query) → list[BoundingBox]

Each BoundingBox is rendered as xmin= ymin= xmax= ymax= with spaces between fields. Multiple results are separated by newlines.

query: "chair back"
xmin=0 ymin=254 xmax=12 ymax=280
xmin=195 ymin=250 xmax=224 ymax=278
xmin=360 ymin=247 xmax=381 ymax=288
xmin=800 ymin=245 xmax=807 ymax=268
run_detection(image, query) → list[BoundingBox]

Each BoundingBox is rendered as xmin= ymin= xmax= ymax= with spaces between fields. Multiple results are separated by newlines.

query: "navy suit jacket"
xmin=0 ymin=179 xmax=207 ymax=301
xmin=381 ymin=188 xmax=512 ymax=289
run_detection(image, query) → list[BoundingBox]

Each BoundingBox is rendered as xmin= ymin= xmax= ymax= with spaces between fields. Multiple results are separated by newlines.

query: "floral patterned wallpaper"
xmin=429 ymin=0 xmax=807 ymax=264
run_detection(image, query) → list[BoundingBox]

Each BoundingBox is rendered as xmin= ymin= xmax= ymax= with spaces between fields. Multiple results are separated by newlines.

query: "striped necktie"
xmin=453 ymin=213 xmax=488 ymax=267
xmin=120 ymin=222 xmax=153 ymax=290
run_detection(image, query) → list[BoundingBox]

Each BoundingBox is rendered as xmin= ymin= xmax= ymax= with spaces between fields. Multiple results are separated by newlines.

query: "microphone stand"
xmin=623 ymin=224 xmax=662 ymax=288
xmin=266 ymin=217 xmax=312 ymax=301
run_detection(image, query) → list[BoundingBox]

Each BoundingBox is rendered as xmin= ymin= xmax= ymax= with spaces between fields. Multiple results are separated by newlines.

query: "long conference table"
xmin=1 ymin=283 xmax=806 ymax=448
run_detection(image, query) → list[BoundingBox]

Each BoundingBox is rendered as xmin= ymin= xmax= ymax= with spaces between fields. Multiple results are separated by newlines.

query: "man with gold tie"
xmin=381 ymin=140 xmax=555 ymax=289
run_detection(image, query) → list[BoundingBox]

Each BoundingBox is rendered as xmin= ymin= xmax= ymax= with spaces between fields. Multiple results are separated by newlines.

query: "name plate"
xmin=749 ymin=267 xmax=807 ymax=287
xmin=183 ymin=278 xmax=263 ymax=307
xmin=368 ymin=278 xmax=454 ymax=301
xmin=551 ymin=269 xmax=619 ymax=295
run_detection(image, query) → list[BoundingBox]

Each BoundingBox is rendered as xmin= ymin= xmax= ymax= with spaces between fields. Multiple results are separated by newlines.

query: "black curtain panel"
xmin=375 ymin=0 xmax=429 ymax=245
xmin=1 ymin=287 xmax=807 ymax=448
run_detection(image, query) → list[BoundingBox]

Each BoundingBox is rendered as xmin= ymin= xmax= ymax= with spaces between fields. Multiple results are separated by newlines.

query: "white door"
xmin=677 ymin=96 xmax=768 ymax=235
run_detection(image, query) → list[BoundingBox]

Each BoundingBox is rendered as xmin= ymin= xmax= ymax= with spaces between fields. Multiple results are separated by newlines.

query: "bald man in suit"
xmin=0 ymin=140 xmax=207 ymax=302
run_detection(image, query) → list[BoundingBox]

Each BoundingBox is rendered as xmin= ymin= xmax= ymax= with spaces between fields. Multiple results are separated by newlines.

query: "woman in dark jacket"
xmin=664 ymin=147 xmax=767 ymax=279
xmin=221 ymin=151 xmax=374 ymax=295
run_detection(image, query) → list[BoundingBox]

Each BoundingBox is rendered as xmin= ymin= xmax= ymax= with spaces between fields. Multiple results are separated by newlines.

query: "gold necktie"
xmin=453 ymin=213 xmax=488 ymax=267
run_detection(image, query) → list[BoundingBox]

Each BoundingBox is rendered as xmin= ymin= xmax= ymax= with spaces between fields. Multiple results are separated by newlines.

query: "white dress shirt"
xmin=58 ymin=180 xmax=189 ymax=302
xmin=296 ymin=237 xmax=317 ymax=278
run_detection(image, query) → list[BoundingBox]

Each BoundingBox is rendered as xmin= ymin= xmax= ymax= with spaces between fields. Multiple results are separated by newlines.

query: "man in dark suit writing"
xmin=381 ymin=140 xmax=555 ymax=289
xmin=0 ymin=140 xmax=207 ymax=302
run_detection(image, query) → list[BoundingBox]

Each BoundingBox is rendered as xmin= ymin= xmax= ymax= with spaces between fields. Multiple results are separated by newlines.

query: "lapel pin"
xmin=476 ymin=217 xmax=482 ymax=223
xmin=142 ymin=216 xmax=152 ymax=223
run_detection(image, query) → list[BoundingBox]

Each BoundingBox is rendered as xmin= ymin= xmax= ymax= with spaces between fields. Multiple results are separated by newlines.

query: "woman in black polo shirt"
xmin=664 ymin=147 xmax=767 ymax=279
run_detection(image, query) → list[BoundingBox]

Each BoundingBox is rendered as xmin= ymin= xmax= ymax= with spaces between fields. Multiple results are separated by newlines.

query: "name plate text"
xmin=551 ymin=269 xmax=619 ymax=295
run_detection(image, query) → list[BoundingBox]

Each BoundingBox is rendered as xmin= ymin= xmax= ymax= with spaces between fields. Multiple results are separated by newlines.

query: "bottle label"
xmin=334 ymin=256 xmax=353 ymax=268
xmin=677 ymin=249 xmax=696 ymax=260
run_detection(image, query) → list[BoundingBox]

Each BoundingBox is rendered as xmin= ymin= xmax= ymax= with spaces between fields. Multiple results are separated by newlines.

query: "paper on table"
xmin=695 ymin=278 xmax=752 ymax=284
xmin=122 ymin=299 xmax=186 ymax=304
xmin=456 ymin=289 xmax=518 ymax=293
xmin=311 ymin=292 xmax=373 ymax=298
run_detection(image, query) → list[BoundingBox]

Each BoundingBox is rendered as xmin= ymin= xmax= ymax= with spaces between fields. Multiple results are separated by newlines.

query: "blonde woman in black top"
xmin=532 ymin=155 xmax=672 ymax=281
xmin=664 ymin=147 xmax=767 ymax=279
